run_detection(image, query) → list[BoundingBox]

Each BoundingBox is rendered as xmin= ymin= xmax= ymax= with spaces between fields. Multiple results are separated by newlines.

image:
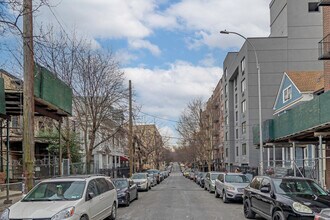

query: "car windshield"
xmin=273 ymin=179 xmax=328 ymax=196
xmin=211 ymin=174 xmax=220 ymax=180
xmin=23 ymin=181 xmax=86 ymax=201
xmin=132 ymin=174 xmax=147 ymax=179
xmin=113 ymin=180 xmax=128 ymax=189
xmin=225 ymin=175 xmax=250 ymax=183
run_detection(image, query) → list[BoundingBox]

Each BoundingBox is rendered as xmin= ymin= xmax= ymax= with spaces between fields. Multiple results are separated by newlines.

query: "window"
xmin=235 ymin=111 xmax=238 ymax=121
xmin=225 ymin=132 xmax=228 ymax=141
xmin=283 ymin=86 xmax=292 ymax=102
xmin=250 ymin=177 xmax=262 ymax=190
xmin=241 ymin=57 xmax=246 ymax=74
xmin=225 ymin=148 xmax=228 ymax=157
xmin=235 ymin=94 xmax=238 ymax=104
xmin=308 ymin=2 xmax=319 ymax=12
xmin=224 ymin=68 xmax=227 ymax=78
xmin=225 ymin=100 xmax=228 ymax=110
xmin=236 ymin=146 xmax=239 ymax=156
xmin=242 ymin=122 xmax=246 ymax=134
xmin=12 ymin=116 xmax=19 ymax=128
xmin=225 ymin=116 xmax=229 ymax=125
xmin=242 ymin=143 xmax=247 ymax=155
xmin=236 ymin=129 xmax=238 ymax=139
xmin=96 ymin=178 xmax=110 ymax=194
xmin=234 ymin=78 xmax=237 ymax=88
xmin=241 ymin=100 xmax=246 ymax=113
xmin=225 ymin=84 xmax=228 ymax=95
xmin=261 ymin=178 xmax=271 ymax=189
xmin=87 ymin=180 xmax=100 ymax=198
xmin=241 ymin=79 xmax=246 ymax=93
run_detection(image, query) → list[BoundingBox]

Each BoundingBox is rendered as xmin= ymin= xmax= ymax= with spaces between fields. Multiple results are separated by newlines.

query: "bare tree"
xmin=73 ymin=48 xmax=127 ymax=173
xmin=176 ymin=98 xmax=208 ymax=169
xmin=35 ymin=28 xmax=128 ymax=173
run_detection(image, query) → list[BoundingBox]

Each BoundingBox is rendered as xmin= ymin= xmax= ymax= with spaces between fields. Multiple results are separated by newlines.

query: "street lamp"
xmin=220 ymin=30 xmax=264 ymax=175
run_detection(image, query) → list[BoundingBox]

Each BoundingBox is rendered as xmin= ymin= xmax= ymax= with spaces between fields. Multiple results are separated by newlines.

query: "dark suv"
xmin=243 ymin=176 xmax=330 ymax=220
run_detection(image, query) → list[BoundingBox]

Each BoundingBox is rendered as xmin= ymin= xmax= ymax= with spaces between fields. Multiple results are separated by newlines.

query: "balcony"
xmin=318 ymin=0 xmax=330 ymax=6
xmin=318 ymin=34 xmax=330 ymax=60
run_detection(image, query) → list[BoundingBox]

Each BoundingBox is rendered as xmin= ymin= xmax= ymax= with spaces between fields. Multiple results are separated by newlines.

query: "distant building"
xmin=133 ymin=124 xmax=163 ymax=170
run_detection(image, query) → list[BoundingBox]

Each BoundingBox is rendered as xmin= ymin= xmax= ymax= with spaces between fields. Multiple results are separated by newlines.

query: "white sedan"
xmin=1 ymin=175 xmax=118 ymax=220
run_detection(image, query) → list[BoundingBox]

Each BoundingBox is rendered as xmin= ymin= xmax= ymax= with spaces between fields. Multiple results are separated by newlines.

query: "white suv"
xmin=1 ymin=175 xmax=118 ymax=220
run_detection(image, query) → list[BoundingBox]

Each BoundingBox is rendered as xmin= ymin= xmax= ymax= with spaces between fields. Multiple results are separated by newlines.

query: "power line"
xmin=139 ymin=111 xmax=179 ymax=123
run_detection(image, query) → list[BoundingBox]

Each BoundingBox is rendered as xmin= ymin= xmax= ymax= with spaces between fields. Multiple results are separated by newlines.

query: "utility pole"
xmin=128 ymin=80 xmax=133 ymax=177
xmin=23 ymin=0 xmax=35 ymax=192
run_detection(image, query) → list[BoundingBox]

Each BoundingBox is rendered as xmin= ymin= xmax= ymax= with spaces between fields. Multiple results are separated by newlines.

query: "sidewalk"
xmin=0 ymin=190 xmax=23 ymax=212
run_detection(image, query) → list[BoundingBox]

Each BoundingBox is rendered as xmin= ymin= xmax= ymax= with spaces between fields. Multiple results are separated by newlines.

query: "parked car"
xmin=315 ymin=209 xmax=330 ymax=220
xmin=183 ymin=168 xmax=191 ymax=178
xmin=0 ymin=175 xmax=118 ymax=220
xmin=131 ymin=173 xmax=151 ymax=191
xmin=243 ymin=176 xmax=330 ymax=220
xmin=196 ymin=172 xmax=205 ymax=186
xmin=189 ymin=170 xmax=195 ymax=180
xmin=214 ymin=172 xmax=250 ymax=203
xmin=147 ymin=169 xmax=161 ymax=184
xmin=113 ymin=178 xmax=138 ymax=206
xmin=204 ymin=172 xmax=222 ymax=193
xmin=148 ymin=173 xmax=157 ymax=187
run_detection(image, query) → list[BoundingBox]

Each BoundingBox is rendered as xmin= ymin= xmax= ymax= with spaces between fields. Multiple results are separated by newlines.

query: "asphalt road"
xmin=117 ymin=165 xmax=259 ymax=220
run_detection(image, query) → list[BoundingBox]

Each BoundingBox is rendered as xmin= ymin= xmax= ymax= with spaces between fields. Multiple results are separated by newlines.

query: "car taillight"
xmin=314 ymin=214 xmax=320 ymax=220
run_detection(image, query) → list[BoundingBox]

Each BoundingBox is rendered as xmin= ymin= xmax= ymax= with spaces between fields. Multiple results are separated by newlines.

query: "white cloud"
xmin=128 ymin=39 xmax=161 ymax=56
xmin=115 ymin=49 xmax=138 ymax=65
xmin=123 ymin=61 xmax=222 ymax=120
xmin=199 ymin=53 xmax=216 ymax=67
xmin=35 ymin=0 xmax=271 ymax=51
xmin=36 ymin=0 xmax=152 ymax=39
xmin=166 ymin=0 xmax=271 ymax=49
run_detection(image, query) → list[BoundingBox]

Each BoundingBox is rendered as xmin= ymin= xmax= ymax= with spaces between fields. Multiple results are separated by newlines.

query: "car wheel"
xmin=126 ymin=195 xmax=130 ymax=207
xmin=272 ymin=211 xmax=285 ymax=220
xmin=204 ymin=185 xmax=207 ymax=190
xmin=215 ymin=188 xmax=220 ymax=198
xmin=136 ymin=191 xmax=139 ymax=200
xmin=109 ymin=202 xmax=117 ymax=220
xmin=222 ymin=190 xmax=229 ymax=203
xmin=80 ymin=215 xmax=88 ymax=220
xmin=243 ymin=199 xmax=256 ymax=219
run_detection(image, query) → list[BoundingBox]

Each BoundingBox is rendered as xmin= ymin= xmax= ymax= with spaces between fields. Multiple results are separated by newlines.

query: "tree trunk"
xmin=86 ymin=133 xmax=96 ymax=174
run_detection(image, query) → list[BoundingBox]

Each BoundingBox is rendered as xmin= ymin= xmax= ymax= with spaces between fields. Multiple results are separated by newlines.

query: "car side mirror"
xmin=260 ymin=186 xmax=270 ymax=193
xmin=87 ymin=192 xmax=95 ymax=200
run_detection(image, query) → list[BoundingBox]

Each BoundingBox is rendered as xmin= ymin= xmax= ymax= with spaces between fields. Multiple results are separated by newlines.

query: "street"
xmin=117 ymin=165 xmax=254 ymax=220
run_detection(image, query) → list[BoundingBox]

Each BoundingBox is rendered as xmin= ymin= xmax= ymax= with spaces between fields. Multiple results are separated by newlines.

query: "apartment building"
xmin=133 ymin=124 xmax=163 ymax=170
xmin=202 ymin=79 xmax=224 ymax=171
xmin=221 ymin=0 xmax=324 ymax=170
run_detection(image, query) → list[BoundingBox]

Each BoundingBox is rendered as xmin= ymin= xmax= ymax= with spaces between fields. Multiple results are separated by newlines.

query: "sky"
xmin=1 ymin=0 xmax=272 ymax=146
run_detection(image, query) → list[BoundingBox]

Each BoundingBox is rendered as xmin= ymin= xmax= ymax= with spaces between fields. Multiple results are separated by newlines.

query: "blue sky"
xmin=0 ymin=0 xmax=272 ymax=146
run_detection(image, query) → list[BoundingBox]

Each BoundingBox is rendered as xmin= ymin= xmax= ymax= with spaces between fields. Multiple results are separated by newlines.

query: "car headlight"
xmin=226 ymin=186 xmax=235 ymax=191
xmin=51 ymin=207 xmax=75 ymax=220
xmin=0 ymin=208 xmax=9 ymax=220
xmin=292 ymin=202 xmax=313 ymax=214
